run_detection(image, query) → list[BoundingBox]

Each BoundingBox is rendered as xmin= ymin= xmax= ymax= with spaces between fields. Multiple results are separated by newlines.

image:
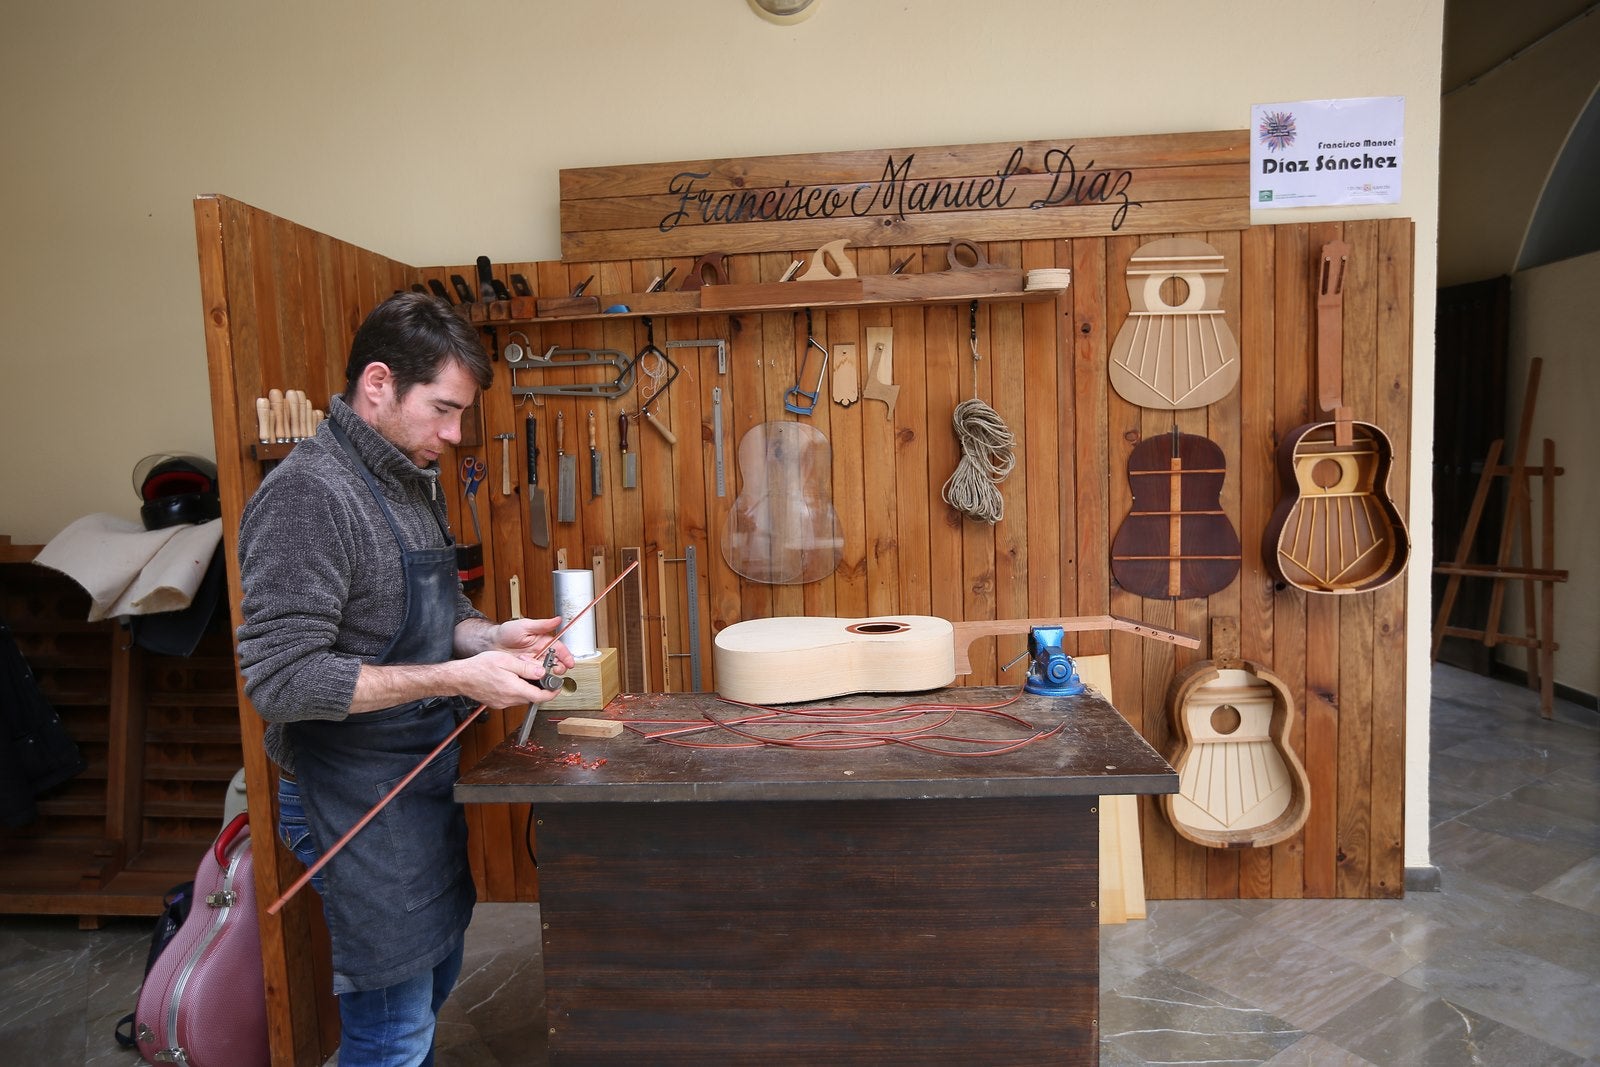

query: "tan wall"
xmin=0 ymin=0 xmax=1445 ymax=866
xmin=1506 ymin=253 xmax=1600 ymax=698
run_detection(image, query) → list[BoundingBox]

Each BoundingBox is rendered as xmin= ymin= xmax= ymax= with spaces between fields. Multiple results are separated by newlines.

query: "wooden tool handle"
xmin=588 ymin=410 xmax=597 ymax=450
xmin=557 ymin=411 xmax=565 ymax=452
xmin=642 ymin=407 xmax=677 ymax=445
xmin=255 ymin=397 xmax=272 ymax=443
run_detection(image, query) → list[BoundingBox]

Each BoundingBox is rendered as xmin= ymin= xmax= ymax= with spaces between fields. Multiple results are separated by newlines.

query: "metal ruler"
xmin=664 ymin=338 xmax=727 ymax=376
xmin=712 ymin=388 xmax=726 ymax=498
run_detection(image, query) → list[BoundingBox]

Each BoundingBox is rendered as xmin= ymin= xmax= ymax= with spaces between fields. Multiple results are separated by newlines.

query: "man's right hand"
xmin=349 ymin=651 xmax=565 ymax=715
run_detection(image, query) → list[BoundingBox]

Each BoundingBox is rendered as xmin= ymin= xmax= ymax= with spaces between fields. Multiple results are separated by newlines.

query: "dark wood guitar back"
xmin=1111 ymin=429 xmax=1241 ymax=600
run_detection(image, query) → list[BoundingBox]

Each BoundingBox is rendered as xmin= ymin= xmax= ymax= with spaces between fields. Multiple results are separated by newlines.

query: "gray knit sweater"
xmin=236 ymin=397 xmax=483 ymax=773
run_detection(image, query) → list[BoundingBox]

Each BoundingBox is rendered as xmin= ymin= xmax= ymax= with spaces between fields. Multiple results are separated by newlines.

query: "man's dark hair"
xmin=342 ymin=292 xmax=493 ymax=401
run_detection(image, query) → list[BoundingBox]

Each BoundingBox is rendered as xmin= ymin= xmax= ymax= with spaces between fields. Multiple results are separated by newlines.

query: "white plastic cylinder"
xmin=552 ymin=569 xmax=599 ymax=659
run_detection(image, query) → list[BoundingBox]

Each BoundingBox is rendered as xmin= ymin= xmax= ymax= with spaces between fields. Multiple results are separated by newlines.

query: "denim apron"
xmin=284 ymin=421 xmax=476 ymax=993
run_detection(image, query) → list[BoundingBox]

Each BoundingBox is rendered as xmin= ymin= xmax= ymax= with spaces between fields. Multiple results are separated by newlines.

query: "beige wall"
xmin=0 ymin=0 xmax=1444 ymax=867
xmin=1506 ymin=254 xmax=1600 ymax=698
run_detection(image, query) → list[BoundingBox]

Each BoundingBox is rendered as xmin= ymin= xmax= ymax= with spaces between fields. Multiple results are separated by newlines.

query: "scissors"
xmin=459 ymin=456 xmax=485 ymax=543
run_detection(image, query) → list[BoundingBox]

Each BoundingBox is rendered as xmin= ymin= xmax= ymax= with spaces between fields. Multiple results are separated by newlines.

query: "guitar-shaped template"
xmin=1163 ymin=619 xmax=1310 ymax=849
xmin=1110 ymin=428 xmax=1241 ymax=600
xmin=1263 ymin=239 xmax=1409 ymax=594
xmin=721 ymin=422 xmax=843 ymax=585
xmin=1108 ymin=238 xmax=1240 ymax=410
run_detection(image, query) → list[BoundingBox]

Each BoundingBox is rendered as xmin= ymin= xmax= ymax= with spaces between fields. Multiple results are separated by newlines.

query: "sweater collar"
xmin=328 ymin=395 xmax=441 ymax=497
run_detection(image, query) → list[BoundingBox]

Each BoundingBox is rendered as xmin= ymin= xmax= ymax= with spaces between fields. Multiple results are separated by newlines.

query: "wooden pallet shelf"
xmin=1 ymin=552 xmax=242 ymax=925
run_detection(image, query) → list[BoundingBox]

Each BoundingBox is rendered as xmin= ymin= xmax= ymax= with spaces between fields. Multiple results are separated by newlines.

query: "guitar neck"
xmin=1316 ymin=239 xmax=1350 ymax=423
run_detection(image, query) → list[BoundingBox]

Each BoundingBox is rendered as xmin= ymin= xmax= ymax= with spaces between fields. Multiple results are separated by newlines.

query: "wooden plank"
xmin=565 ymin=197 xmax=1250 ymax=263
xmin=1236 ymin=223 xmax=1278 ymax=899
xmin=561 ymin=132 xmax=1248 ymax=260
xmin=1335 ymin=221 xmax=1379 ymax=899
xmin=1369 ymin=218 xmax=1413 ymax=895
xmin=1022 ymin=239 xmax=1065 ymax=630
xmin=926 ymin=293 xmax=966 ymax=667
xmin=892 ymin=264 xmax=933 ymax=619
xmin=563 ymin=164 xmax=1248 ymax=233
xmin=1269 ymin=222 xmax=1312 ymax=898
xmin=987 ymin=244 xmax=1030 ymax=674
xmin=562 ymin=130 xmax=1249 ymax=198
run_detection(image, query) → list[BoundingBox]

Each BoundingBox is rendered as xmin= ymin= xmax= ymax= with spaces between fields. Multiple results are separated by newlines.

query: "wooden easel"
xmin=1431 ymin=358 xmax=1567 ymax=717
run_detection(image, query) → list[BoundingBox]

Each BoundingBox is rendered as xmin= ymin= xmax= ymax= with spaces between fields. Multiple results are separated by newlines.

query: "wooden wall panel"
xmin=201 ymin=201 xmax=1414 ymax=1063
xmin=198 ymin=195 xmax=420 ymax=1067
xmin=445 ymin=220 xmax=1411 ymax=910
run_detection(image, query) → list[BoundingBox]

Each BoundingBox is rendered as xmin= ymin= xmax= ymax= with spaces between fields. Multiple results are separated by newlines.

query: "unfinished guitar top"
xmin=1109 ymin=238 xmax=1240 ymax=410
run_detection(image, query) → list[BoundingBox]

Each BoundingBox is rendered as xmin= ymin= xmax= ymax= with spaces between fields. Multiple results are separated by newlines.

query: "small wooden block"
xmin=536 ymin=295 xmax=602 ymax=318
xmin=556 ymin=717 xmax=624 ymax=739
xmin=544 ymin=646 xmax=621 ymax=712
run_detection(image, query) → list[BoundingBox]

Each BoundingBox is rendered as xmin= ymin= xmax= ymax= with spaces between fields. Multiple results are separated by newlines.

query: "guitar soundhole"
xmin=1311 ymin=458 xmax=1344 ymax=489
xmin=1210 ymin=704 xmax=1242 ymax=735
xmin=1158 ymin=275 xmax=1192 ymax=308
xmin=846 ymin=622 xmax=910 ymax=635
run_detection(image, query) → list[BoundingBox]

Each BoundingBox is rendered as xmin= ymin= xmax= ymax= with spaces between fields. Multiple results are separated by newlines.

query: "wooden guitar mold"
xmin=1163 ymin=619 xmax=1310 ymax=849
xmin=1108 ymin=238 xmax=1240 ymax=410
xmin=1263 ymin=238 xmax=1409 ymax=593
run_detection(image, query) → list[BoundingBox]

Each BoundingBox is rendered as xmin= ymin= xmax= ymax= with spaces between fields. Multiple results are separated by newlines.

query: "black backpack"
xmin=113 ymin=880 xmax=196 ymax=1048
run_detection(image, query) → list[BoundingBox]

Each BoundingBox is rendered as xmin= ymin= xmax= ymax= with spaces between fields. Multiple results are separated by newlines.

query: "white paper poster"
xmin=1251 ymin=96 xmax=1404 ymax=208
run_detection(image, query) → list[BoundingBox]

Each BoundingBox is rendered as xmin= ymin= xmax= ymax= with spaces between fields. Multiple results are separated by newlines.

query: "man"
xmin=236 ymin=292 xmax=572 ymax=1067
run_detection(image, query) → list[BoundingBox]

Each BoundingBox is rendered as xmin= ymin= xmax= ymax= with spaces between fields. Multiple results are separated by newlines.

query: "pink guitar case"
xmin=133 ymin=812 xmax=270 ymax=1067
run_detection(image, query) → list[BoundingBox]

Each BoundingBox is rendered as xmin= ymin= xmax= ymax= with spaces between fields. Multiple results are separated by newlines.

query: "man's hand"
xmin=491 ymin=615 xmax=575 ymax=662
xmin=349 ymin=616 xmax=578 ymax=714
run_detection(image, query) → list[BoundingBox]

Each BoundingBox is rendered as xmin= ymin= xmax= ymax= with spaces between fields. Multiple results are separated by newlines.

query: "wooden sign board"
xmin=560 ymin=130 xmax=1248 ymax=262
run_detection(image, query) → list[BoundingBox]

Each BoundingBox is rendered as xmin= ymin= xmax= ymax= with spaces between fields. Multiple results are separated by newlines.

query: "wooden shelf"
xmin=454 ymin=268 xmax=1064 ymax=328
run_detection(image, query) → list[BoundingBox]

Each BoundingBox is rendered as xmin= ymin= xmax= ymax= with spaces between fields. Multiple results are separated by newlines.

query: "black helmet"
xmin=133 ymin=454 xmax=221 ymax=530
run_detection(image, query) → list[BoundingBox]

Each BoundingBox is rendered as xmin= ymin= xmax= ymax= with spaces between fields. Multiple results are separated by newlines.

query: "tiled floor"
xmin=1 ymin=662 xmax=1594 ymax=1065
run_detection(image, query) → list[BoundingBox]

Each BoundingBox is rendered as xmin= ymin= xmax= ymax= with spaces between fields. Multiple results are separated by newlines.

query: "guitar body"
xmin=1110 ymin=431 xmax=1241 ymax=599
xmin=713 ymin=616 xmax=956 ymax=704
xmin=721 ymin=422 xmax=843 ymax=584
xmin=1163 ymin=661 xmax=1310 ymax=849
xmin=1263 ymin=419 xmax=1409 ymax=593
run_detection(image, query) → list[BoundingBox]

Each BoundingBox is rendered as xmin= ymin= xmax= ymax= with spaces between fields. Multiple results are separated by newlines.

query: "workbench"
xmin=456 ymin=684 xmax=1176 ymax=1066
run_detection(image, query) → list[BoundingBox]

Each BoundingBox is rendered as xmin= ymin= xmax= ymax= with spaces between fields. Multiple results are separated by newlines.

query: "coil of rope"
xmin=941 ymin=301 xmax=1015 ymax=524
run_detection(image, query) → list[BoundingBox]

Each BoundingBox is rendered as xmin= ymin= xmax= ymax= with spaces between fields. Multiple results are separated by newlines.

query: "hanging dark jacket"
xmin=0 ymin=615 xmax=86 ymax=826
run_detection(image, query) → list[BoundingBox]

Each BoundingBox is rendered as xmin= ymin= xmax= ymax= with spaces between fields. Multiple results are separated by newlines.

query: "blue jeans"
xmin=278 ymin=776 xmax=466 ymax=1067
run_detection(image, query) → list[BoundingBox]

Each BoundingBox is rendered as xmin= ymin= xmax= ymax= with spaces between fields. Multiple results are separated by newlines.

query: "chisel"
xmin=588 ymin=411 xmax=603 ymax=498
xmin=619 ymin=411 xmax=637 ymax=489
xmin=525 ymin=413 xmax=549 ymax=548
xmin=556 ymin=411 xmax=577 ymax=523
